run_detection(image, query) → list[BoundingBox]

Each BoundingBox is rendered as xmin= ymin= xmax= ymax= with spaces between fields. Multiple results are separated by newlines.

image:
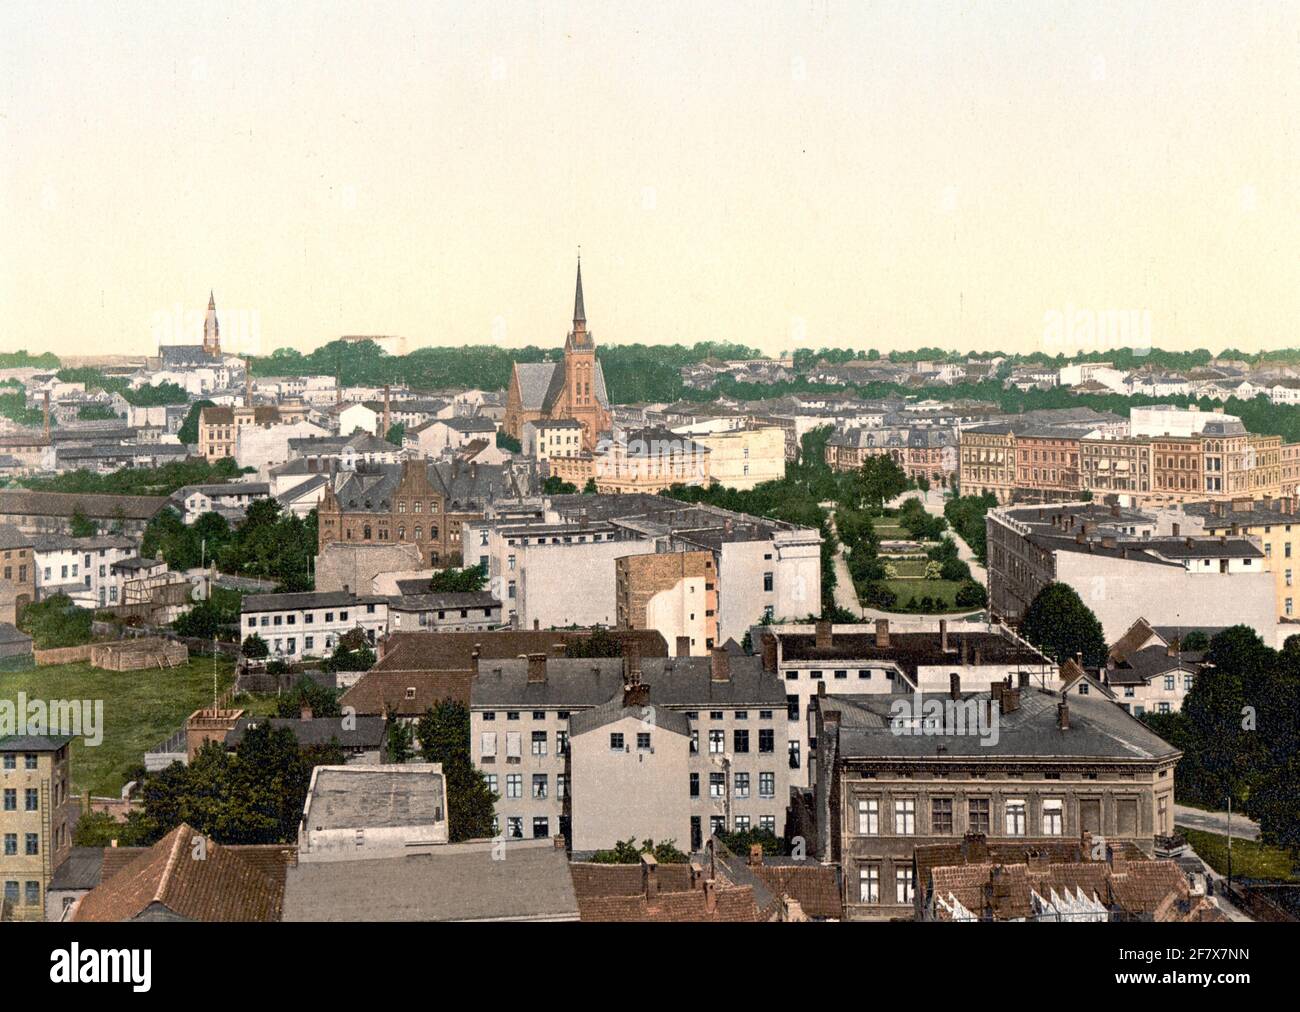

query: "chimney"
xmin=1172 ymin=522 xmax=1180 ymax=537
xmin=710 ymin=647 xmax=730 ymax=682
xmin=43 ymin=391 xmax=50 ymax=441
xmin=1026 ymin=849 xmax=1050 ymax=870
xmin=1081 ymin=831 xmax=1094 ymax=860
xmin=1166 ymin=637 xmax=1179 ymax=658
xmin=471 ymin=643 xmax=482 ymax=661
xmin=949 ymin=671 xmax=960 ymax=699
xmin=526 ymin=653 xmax=547 ymax=684
xmin=703 ymin=878 xmax=718 ymax=913
xmin=675 ymin=635 xmax=691 ymax=658
xmin=749 ymin=843 xmax=764 ymax=867
xmin=552 ymin=642 xmax=566 ymax=656
xmin=962 ymin=832 xmax=989 ymax=864
xmin=245 ymin=372 xmax=253 ymax=407
xmin=760 ymin=632 xmax=778 ymax=673
xmin=961 ymin=636 xmax=969 ymax=665
xmin=624 ymin=640 xmax=642 ymax=683
xmin=875 ymin=619 xmax=890 ymax=648
xmin=973 ymin=646 xmax=982 ymax=666
xmin=1001 ymin=685 xmax=1020 ymax=714
xmin=1110 ymin=503 xmax=1120 ymax=517
xmin=641 ymin=852 xmax=659 ymax=902
xmin=990 ymin=680 xmax=1004 ymax=706
xmin=689 ymin=862 xmax=704 ymax=890
xmin=940 ymin=618 xmax=949 ymax=652
xmin=1107 ymin=843 xmax=1128 ymax=875
xmin=1018 ymin=670 xmax=1030 ymax=689
xmin=1057 ymin=700 xmax=1070 ymax=730
xmin=815 ymin=620 xmax=832 ymax=649
xmin=300 ymin=704 xmax=313 ymax=721
xmin=382 ymin=384 xmax=391 ymax=438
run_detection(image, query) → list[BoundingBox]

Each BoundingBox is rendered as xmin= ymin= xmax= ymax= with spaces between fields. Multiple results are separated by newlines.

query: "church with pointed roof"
xmin=504 ymin=259 xmax=612 ymax=452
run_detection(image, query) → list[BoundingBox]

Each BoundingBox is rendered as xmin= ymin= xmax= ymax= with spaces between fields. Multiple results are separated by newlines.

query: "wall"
xmin=315 ymin=542 xmax=425 ymax=595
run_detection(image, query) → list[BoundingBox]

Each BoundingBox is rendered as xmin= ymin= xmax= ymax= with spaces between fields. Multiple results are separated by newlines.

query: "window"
xmin=636 ymin=732 xmax=651 ymax=751
xmin=931 ymin=797 xmax=953 ymax=835
xmin=505 ymin=774 xmax=522 ymax=799
xmin=1042 ymin=800 xmax=1063 ymax=835
xmin=709 ymin=729 xmax=725 ymax=754
xmin=894 ymin=798 xmax=916 ymax=835
xmin=763 ymin=572 xmax=773 ymax=592
xmin=24 ymin=789 xmax=37 ymax=812
xmin=709 ymin=773 xmax=725 ymax=798
xmin=857 ymin=798 xmax=879 ymax=835
xmin=759 ymin=772 xmax=775 ymax=799
xmin=734 ymin=815 xmax=750 ymax=832
xmin=506 ymin=817 xmax=523 ymax=840
xmin=610 ymin=733 xmax=625 ymax=752
xmin=532 ymin=817 xmax=549 ymax=839
xmin=788 ymin=741 xmax=800 ymax=769
xmin=531 ymin=731 xmax=547 ymax=756
xmin=24 ymin=881 xmax=39 ymax=906
xmin=484 ymin=774 xmax=498 ymax=796
xmin=532 ymin=774 xmax=547 ymax=799
xmin=2 ymin=834 xmax=14 ymax=856
xmin=2 ymin=789 xmax=13 ymax=811
xmin=689 ymin=772 xmax=699 ymax=798
xmin=759 ymin=729 xmax=774 ymax=753
xmin=25 ymin=833 xmax=38 ymax=856
xmin=786 ymin=695 xmax=799 ymax=720
xmin=557 ymin=774 xmax=568 ymax=800
xmin=556 ymin=730 xmax=569 ymax=756
xmin=896 ymin=867 xmax=915 ymax=905
xmin=733 ymin=729 xmax=749 ymax=753
xmin=968 ymin=798 xmax=990 ymax=834
xmin=759 ymin=815 xmax=776 ymax=834
xmin=1005 ymin=799 xmax=1026 ymax=836
xmin=859 ymin=865 xmax=880 ymax=903
xmin=734 ymin=772 xmax=750 ymax=799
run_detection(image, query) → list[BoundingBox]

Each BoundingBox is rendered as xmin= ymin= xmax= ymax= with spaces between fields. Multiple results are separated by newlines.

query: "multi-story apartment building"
xmin=467 ymin=493 xmax=821 ymax=644
xmin=811 ymin=683 xmax=1181 ymax=920
xmin=0 ymin=491 xmax=168 ymax=537
xmin=1012 ymin=427 xmax=1083 ymax=502
xmin=198 ymin=402 xmax=310 ymax=461
xmin=521 ymin=418 xmax=584 ymax=462
xmin=826 ymin=426 xmax=957 ymax=488
xmin=986 ymin=502 xmax=1276 ymax=643
xmin=386 ymin=591 xmax=502 ymax=633
xmin=1176 ymin=497 xmax=1300 ymax=619
xmin=241 ymin=590 xmax=390 ymax=660
xmin=1 ymin=735 xmax=76 ymax=921
xmin=548 ymin=426 xmax=712 ymax=494
xmin=759 ymin=620 xmax=1054 ymax=789
xmin=1079 ymin=436 xmax=1152 ymax=498
xmin=957 ymin=422 xmax=1021 ymax=502
xmin=0 ymin=525 xmax=35 ymax=625
xmin=470 ymin=649 xmax=791 ymax=853
xmin=670 ymin=422 xmax=787 ymax=491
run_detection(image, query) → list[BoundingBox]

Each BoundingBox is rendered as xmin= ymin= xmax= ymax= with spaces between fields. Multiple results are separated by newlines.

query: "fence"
xmin=33 ymin=644 xmax=96 ymax=666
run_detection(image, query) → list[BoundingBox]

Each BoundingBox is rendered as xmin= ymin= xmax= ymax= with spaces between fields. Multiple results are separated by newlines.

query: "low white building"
xmin=32 ymin=534 xmax=138 ymax=607
xmin=297 ymin=764 xmax=448 ymax=863
xmin=241 ymin=590 xmax=390 ymax=660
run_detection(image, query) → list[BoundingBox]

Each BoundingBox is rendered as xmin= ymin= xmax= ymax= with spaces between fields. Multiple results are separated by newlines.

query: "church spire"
xmin=203 ymin=290 xmax=220 ymax=356
xmin=573 ymin=255 xmax=586 ymax=328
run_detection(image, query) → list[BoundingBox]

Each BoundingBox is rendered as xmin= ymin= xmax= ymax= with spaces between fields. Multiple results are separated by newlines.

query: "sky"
xmin=1 ymin=1 xmax=1297 ymax=360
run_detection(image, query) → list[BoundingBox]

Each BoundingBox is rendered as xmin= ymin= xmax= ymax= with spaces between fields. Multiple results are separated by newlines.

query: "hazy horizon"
xmin=3 ymin=2 xmax=1297 ymax=359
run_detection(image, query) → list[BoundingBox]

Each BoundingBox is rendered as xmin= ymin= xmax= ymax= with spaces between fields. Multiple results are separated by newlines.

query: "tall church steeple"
xmin=566 ymin=256 xmax=591 ymax=351
xmin=203 ymin=290 xmax=221 ymax=356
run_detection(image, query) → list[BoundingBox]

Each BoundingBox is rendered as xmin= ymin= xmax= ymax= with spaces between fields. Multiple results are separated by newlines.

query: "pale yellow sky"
xmin=1 ymin=1 xmax=1297 ymax=360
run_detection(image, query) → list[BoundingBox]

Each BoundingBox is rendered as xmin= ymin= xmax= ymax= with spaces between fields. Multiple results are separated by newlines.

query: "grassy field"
xmin=0 ymin=656 xmax=236 ymax=797
xmin=879 ymin=578 xmax=968 ymax=611
xmin=886 ymin=559 xmax=930 ymax=578
xmin=1181 ymin=827 xmax=1299 ymax=882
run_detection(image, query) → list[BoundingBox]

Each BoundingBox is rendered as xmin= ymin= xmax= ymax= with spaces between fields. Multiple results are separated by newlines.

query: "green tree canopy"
xmin=1019 ymin=582 xmax=1107 ymax=667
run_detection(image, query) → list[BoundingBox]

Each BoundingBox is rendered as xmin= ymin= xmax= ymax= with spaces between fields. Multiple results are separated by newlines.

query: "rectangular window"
xmin=531 ymin=731 xmax=547 ymax=756
xmin=709 ymin=729 xmax=725 ymax=754
xmin=968 ymin=798 xmax=990 ymax=834
xmin=709 ymin=773 xmax=725 ymax=799
xmin=532 ymin=817 xmax=549 ymax=839
xmin=610 ymin=733 xmax=625 ymax=752
xmin=788 ymin=741 xmax=800 ymax=769
xmin=733 ymin=729 xmax=749 ymax=753
xmin=532 ymin=774 xmax=547 ymax=800
xmin=734 ymin=772 xmax=750 ymax=799
xmin=636 ymin=732 xmax=651 ymax=751
xmin=1005 ymin=799 xmax=1026 ymax=836
xmin=857 ymin=798 xmax=879 ymax=835
xmin=896 ymin=868 xmax=915 ymax=905
xmin=859 ymin=866 xmax=880 ymax=904
xmin=689 ymin=772 xmax=699 ymax=798
xmin=931 ymin=797 xmax=953 ymax=835
xmin=505 ymin=774 xmax=522 ymax=799
xmin=759 ymin=729 xmax=774 ymax=753
xmin=894 ymin=798 xmax=916 ymax=835
xmin=1042 ymin=800 xmax=1064 ymax=836
xmin=759 ymin=772 xmax=775 ymax=799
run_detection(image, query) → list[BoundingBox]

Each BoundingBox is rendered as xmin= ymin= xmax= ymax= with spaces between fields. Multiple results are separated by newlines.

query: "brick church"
xmin=503 ymin=258 xmax=612 ymax=451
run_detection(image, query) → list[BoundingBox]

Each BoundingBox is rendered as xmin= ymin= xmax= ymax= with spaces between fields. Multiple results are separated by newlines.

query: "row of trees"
xmin=21 ymin=456 xmax=247 ymax=497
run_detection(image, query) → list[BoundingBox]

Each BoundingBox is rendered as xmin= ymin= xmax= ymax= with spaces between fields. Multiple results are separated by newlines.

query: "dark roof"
xmin=569 ymin=695 xmax=692 ymax=737
xmin=569 ymin=861 xmax=763 ymax=922
xmin=389 ymin=588 xmax=499 ymax=611
xmin=0 ymin=490 xmax=169 ymax=521
xmin=1105 ymin=645 xmax=1204 ymax=686
xmin=48 ymin=848 xmax=106 ymax=891
xmin=372 ymin=629 xmax=667 ymax=673
xmin=830 ymin=688 xmax=1181 ymax=762
xmin=339 ymin=670 xmax=476 ymax=717
xmin=225 ymin=715 xmax=386 ymax=750
xmin=0 ymin=734 xmax=73 ymax=752
xmin=775 ymin=629 xmax=1047 ymax=682
xmin=241 ymin=590 xmax=384 ymax=614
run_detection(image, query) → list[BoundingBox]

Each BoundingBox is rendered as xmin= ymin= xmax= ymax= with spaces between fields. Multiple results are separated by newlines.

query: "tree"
xmin=425 ymin=566 xmax=487 ymax=593
xmin=717 ymin=826 xmax=784 ymax=856
xmin=242 ymin=633 xmax=269 ymax=659
xmin=582 ymin=477 xmax=598 ymax=494
xmin=563 ymin=627 xmax=623 ymax=658
xmin=178 ymin=400 xmax=213 ymax=445
xmin=590 ymin=837 xmax=690 ymax=864
xmin=276 ymin=674 xmax=342 ymax=719
xmin=496 ymin=430 xmax=521 ymax=453
xmin=415 ymin=700 xmax=498 ymax=842
xmin=323 ymin=628 xmax=377 ymax=673
xmin=18 ymin=594 xmax=92 ymax=649
xmin=853 ymin=457 xmax=909 ymax=513
xmin=385 ymin=422 xmax=406 ymax=445
xmin=1019 ymin=583 xmax=1107 ymax=667
xmin=68 ymin=509 xmax=98 ymax=537
xmin=386 ymin=720 xmax=415 ymax=764
xmin=542 ymin=476 xmax=578 ymax=495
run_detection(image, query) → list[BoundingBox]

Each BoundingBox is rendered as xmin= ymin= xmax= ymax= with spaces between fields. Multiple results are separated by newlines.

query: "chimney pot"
xmin=526 ymin=653 xmax=547 ymax=684
xmin=875 ymin=618 xmax=890 ymax=648
xmin=815 ymin=620 xmax=832 ymax=649
xmin=641 ymin=852 xmax=659 ymax=901
xmin=949 ymin=671 xmax=960 ymax=699
xmin=1057 ymin=700 xmax=1071 ymax=730
xmin=748 ymin=844 xmax=764 ymax=867
xmin=940 ymin=618 xmax=949 ymax=652
xmin=710 ymin=647 xmax=730 ymax=682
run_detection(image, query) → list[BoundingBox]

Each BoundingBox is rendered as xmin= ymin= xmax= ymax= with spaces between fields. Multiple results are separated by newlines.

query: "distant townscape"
xmin=2 ymin=262 xmax=1297 ymax=924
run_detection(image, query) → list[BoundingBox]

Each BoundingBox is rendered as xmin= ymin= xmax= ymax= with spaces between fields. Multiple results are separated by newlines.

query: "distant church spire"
xmin=203 ymin=291 xmax=220 ymax=356
xmin=573 ymin=255 xmax=586 ymax=328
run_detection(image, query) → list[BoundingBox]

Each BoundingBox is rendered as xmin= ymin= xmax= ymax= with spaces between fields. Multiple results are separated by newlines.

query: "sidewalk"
xmin=1175 ymin=804 xmax=1261 ymax=842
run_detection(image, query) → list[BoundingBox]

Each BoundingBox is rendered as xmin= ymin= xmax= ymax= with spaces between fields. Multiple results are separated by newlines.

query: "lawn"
xmin=879 ymin=578 xmax=969 ymax=612
xmin=886 ymin=559 xmax=930 ymax=578
xmin=0 ymin=655 xmax=236 ymax=797
xmin=1181 ymin=827 xmax=1299 ymax=882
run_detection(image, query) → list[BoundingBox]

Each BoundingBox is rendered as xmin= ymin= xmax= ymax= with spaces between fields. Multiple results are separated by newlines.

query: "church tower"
xmin=203 ymin=291 xmax=221 ymax=356
xmin=563 ymin=257 xmax=606 ymax=448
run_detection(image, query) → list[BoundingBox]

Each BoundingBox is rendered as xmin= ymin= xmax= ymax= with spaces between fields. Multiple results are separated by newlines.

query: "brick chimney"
xmin=1107 ymin=843 xmax=1127 ymax=875
xmin=703 ymin=878 xmax=718 ymax=913
xmin=641 ymin=852 xmax=659 ymax=901
xmin=1166 ymin=637 xmax=1180 ymax=657
xmin=710 ymin=647 xmax=730 ymax=682
xmin=676 ymin=635 xmax=691 ymax=658
xmin=962 ymin=832 xmax=989 ymax=864
xmin=1172 ymin=522 xmax=1180 ymax=537
xmin=624 ymin=640 xmax=642 ymax=684
xmin=760 ymin=632 xmax=778 ymax=673
xmin=940 ymin=618 xmax=949 ymax=652
xmin=875 ymin=618 xmax=890 ymax=648
xmin=815 ymin=619 xmax=832 ymax=649
xmin=749 ymin=843 xmax=764 ymax=867
xmin=949 ymin=671 xmax=960 ymax=699
xmin=1057 ymin=700 xmax=1070 ymax=730
xmin=1081 ymin=831 xmax=1095 ymax=860
xmin=526 ymin=653 xmax=547 ymax=684
xmin=552 ymin=642 xmax=566 ymax=656
xmin=382 ymin=384 xmax=391 ymax=438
